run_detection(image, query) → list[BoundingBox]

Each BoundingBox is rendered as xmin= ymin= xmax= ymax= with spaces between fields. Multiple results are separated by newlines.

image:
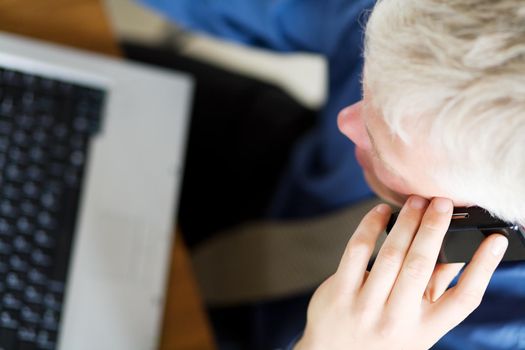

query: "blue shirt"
xmin=139 ymin=0 xmax=525 ymax=348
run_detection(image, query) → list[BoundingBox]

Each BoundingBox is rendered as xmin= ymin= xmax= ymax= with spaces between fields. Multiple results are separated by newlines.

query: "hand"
xmin=295 ymin=196 xmax=508 ymax=350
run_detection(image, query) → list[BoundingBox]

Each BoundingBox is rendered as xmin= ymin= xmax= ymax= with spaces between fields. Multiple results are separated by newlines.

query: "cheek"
xmin=375 ymin=168 xmax=411 ymax=195
xmin=365 ymin=152 xmax=412 ymax=195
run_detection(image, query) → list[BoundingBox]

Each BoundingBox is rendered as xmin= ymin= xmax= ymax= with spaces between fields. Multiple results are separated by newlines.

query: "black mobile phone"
xmin=386 ymin=206 xmax=525 ymax=263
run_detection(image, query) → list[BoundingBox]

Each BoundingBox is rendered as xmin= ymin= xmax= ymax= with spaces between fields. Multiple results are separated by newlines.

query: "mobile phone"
xmin=386 ymin=206 xmax=525 ymax=263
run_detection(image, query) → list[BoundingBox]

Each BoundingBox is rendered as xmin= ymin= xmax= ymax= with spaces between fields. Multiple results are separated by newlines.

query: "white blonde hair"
xmin=363 ymin=0 xmax=525 ymax=225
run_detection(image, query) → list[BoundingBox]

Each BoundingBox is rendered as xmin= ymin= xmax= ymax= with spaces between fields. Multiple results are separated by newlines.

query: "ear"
xmin=337 ymin=101 xmax=372 ymax=150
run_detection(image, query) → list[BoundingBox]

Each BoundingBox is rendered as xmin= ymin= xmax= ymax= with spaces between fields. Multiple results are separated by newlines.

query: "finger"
xmin=427 ymin=233 xmax=507 ymax=335
xmin=424 ymin=263 xmax=464 ymax=303
xmin=335 ymin=203 xmax=391 ymax=294
xmin=359 ymin=196 xmax=428 ymax=307
xmin=387 ymin=197 xmax=453 ymax=312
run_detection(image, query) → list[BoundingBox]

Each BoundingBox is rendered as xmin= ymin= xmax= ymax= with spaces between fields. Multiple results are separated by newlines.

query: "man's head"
xmin=338 ymin=0 xmax=525 ymax=224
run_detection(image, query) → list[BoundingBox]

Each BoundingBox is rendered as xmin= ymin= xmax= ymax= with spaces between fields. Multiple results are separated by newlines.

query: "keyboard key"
xmin=9 ymin=255 xmax=29 ymax=272
xmin=0 ymin=97 xmax=14 ymax=114
xmin=13 ymin=236 xmax=32 ymax=254
xmin=34 ymin=231 xmax=54 ymax=249
xmin=24 ymin=285 xmax=43 ymax=304
xmin=18 ymin=325 xmax=37 ymax=342
xmin=40 ymin=193 xmax=58 ymax=211
xmin=16 ymin=217 xmax=34 ymax=235
xmin=27 ymin=166 xmax=44 ymax=182
xmin=53 ymin=124 xmax=68 ymax=140
xmin=73 ymin=117 xmax=88 ymax=132
xmin=6 ymin=271 xmax=25 ymax=291
xmin=31 ymin=249 xmax=52 ymax=267
xmin=36 ymin=330 xmax=56 ymax=349
xmin=2 ymin=70 xmax=22 ymax=86
xmin=70 ymin=150 xmax=85 ymax=167
xmin=37 ymin=97 xmax=55 ymax=113
xmin=5 ymin=165 xmax=23 ymax=182
xmin=37 ymin=212 xmax=56 ymax=230
xmin=17 ymin=113 xmax=34 ymax=129
xmin=32 ymin=129 xmax=48 ymax=144
xmin=0 ymin=201 xmax=18 ymax=218
xmin=0 ymin=219 xmax=13 ymax=236
xmin=23 ymin=182 xmax=40 ymax=199
xmin=9 ymin=147 xmax=28 ymax=164
xmin=20 ymin=201 xmax=38 ymax=217
xmin=20 ymin=306 xmax=41 ymax=324
xmin=3 ymin=184 xmax=22 ymax=201
xmin=43 ymin=293 xmax=61 ymax=311
xmin=64 ymin=168 xmax=80 ymax=187
xmin=41 ymin=310 xmax=59 ymax=331
xmin=0 ymin=314 xmax=18 ymax=334
xmin=27 ymin=268 xmax=47 ymax=286
xmin=38 ymin=113 xmax=54 ymax=128
xmin=22 ymin=93 xmax=36 ymax=108
xmin=0 ymin=68 xmax=105 ymax=348
xmin=58 ymin=81 xmax=74 ymax=94
xmin=29 ymin=147 xmax=46 ymax=164
xmin=13 ymin=130 xmax=29 ymax=148
xmin=40 ymin=78 xmax=56 ymax=92
xmin=2 ymin=293 xmax=22 ymax=310
xmin=21 ymin=72 xmax=37 ymax=87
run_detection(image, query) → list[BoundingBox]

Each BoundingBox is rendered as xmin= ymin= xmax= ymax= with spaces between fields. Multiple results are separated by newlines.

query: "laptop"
xmin=0 ymin=32 xmax=193 ymax=350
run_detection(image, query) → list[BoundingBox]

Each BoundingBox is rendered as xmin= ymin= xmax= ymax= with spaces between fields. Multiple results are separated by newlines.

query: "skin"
xmin=294 ymin=97 xmax=509 ymax=349
xmin=337 ymin=98 xmax=467 ymax=207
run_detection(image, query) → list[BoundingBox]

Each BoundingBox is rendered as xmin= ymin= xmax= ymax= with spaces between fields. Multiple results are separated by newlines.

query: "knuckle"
xmin=352 ymin=299 xmax=369 ymax=316
xmin=314 ymin=275 xmax=333 ymax=295
xmin=420 ymin=219 xmax=445 ymax=235
xmin=349 ymin=236 xmax=372 ymax=251
xmin=346 ymin=238 xmax=372 ymax=259
xmin=361 ymin=212 xmax=386 ymax=232
xmin=378 ymin=246 xmax=404 ymax=270
xmin=313 ymin=275 xmax=341 ymax=307
xmin=377 ymin=315 xmax=400 ymax=338
xmin=353 ymin=299 xmax=382 ymax=326
xmin=404 ymin=253 xmax=430 ymax=279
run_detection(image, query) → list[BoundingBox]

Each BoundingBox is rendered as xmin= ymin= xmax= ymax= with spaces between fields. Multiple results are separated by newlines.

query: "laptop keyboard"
xmin=0 ymin=68 xmax=104 ymax=349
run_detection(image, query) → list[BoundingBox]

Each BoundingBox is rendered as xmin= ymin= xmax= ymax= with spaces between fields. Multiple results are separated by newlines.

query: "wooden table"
xmin=0 ymin=1 xmax=217 ymax=349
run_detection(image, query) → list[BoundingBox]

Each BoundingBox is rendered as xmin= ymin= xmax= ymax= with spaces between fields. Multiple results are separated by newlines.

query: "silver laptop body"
xmin=0 ymin=32 xmax=192 ymax=350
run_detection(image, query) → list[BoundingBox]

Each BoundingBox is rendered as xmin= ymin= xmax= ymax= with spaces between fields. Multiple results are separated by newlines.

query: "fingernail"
xmin=376 ymin=204 xmax=390 ymax=214
xmin=491 ymin=235 xmax=508 ymax=256
xmin=409 ymin=196 xmax=427 ymax=209
xmin=432 ymin=198 xmax=451 ymax=213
